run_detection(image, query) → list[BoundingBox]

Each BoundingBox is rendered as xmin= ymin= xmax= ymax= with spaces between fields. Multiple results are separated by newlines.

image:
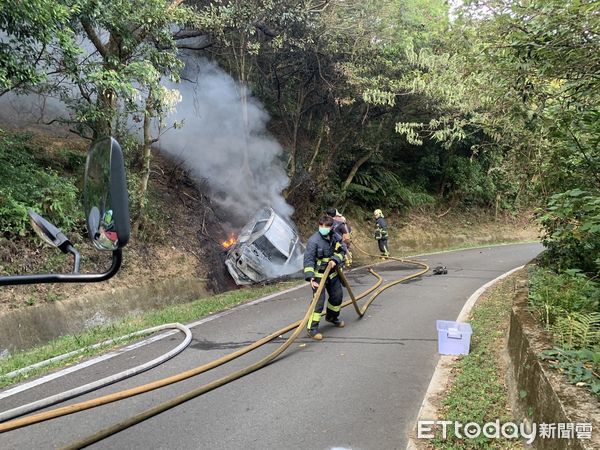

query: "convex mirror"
xmin=83 ymin=137 xmax=130 ymax=251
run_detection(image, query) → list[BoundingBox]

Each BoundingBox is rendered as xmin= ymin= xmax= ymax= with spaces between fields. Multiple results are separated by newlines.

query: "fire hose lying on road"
xmin=0 ymin=323 xmax=193 ymax=422
xmin=0 ymin=245 xmax=429 ymax=449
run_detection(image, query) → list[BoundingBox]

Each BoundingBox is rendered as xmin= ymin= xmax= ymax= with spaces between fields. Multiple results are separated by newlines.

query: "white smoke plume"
xmin=159 ymin=58 xmax=293 ymax=226
xmin=0 ymin=33 xmax=294 ymax=227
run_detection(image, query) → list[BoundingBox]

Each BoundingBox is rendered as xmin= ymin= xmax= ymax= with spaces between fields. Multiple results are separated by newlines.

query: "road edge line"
xmin=2 ymin=243 xmax=535 ymax=396
xmin=405 ymin=264 xmax=525 ymax=450
xmin=0 ymin=284 xmax=307 ymax=397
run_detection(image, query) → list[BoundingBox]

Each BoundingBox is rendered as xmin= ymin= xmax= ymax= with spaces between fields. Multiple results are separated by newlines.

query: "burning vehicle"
xmin=224 ymin=207 xmax=304 ymax=285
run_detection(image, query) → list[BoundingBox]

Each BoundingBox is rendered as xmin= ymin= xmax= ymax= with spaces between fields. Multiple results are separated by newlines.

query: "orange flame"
xmin=221 ymin=234 xmax=237 ymax=249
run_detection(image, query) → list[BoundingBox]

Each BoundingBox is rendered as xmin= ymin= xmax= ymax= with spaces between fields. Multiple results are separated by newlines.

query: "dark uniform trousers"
xmin=378 ymin=238 xmax=389 ymax=255
xmin=375 ymin=216 xmax=389 ymax=256
xmin=303 ymin=231 xmax=347 ymax=331
xmin=308 ymin=272 xmax=343 ymax=331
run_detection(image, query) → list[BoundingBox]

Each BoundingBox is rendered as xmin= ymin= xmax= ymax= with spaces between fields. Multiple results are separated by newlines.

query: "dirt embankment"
xmin=327 ymin=208 xmax=537 ymax=266
xmin=0 ymin=144 xmax=236 ymax=313
xmin=1 ymin=127 xmax=538 ymax=313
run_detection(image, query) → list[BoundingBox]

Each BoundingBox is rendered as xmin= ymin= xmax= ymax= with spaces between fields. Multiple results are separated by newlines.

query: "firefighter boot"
xmin=307 ymin=324 xmax=323 ymax=340
xmin=325 ymin=316 xmax=345 ymax=328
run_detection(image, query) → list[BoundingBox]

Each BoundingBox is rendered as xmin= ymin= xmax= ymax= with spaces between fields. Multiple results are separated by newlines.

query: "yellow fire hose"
xmin=344 ymin=241 xmax=430 ymax=316
xmin=0 ymin=244 xmax=428 ymax=449
xmin=0 ymin=265 xmax=381 ymax=434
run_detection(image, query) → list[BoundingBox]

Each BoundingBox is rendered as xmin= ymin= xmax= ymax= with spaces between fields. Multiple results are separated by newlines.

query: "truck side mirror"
xmin=28 ymin=210 xmax=71 ymax=251
xmin=0 ymin=137 xmax=129 ymax=286
xmin=84 ymin=137 xmax=130 ymax=251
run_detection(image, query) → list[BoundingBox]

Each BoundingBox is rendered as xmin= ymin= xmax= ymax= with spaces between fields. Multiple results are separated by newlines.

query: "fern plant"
xmin=550 ymin=312 xmax=600 ymax=350
xmin=530 ymin=266 xmax=600 ymax=398
xmin=346 ymin=165 xmax=434 ymax=210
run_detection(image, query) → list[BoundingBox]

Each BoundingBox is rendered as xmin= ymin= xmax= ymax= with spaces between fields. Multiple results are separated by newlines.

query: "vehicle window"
xmin=251 ymin=220 xmax=268 ymax=235
xmin=253 ymin=236 xmax=287 ymax=265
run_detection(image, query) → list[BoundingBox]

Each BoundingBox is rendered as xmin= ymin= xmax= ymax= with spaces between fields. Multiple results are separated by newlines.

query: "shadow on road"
xmin=190 ymin=335 xmax=437 ymax=352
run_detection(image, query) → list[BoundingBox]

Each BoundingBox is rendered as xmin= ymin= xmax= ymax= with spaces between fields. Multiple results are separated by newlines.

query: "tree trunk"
xmin=288 ymin=114 xmax=299 ymax=178
xmin=287 ymin=87 xmax=308 ymax=178
xmin=234 ymin=31 xmax=256 ymax=186
xmin=495 ymin=192 xmax=500 ymax=221
xmin=132 ymin=91 xmax=154 ymax=235
xmin=342 ymin=150 xmax=373 ymax=193
xmin=84 ymin=28 xmax=118 ymax=139
xmin=94 ymin=88 xmax=115 ymax=139
xmin=308 ymin=115 xmax=327 ymax=174
xmin=341 ymin=122 xmax=383 ymax=192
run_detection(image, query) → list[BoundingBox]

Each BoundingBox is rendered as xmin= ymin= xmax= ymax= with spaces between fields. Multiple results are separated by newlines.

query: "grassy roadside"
xmin=528 ymin=266 xmax=600 ymax=399
xmin=431 ymin=273 xmax=522 ymax=449
xmin=346 ymin=207 xmax=537 ymax=264
xmin=0 ymin=240 xmax=539 ymax=390
xmin=0 ymin=281 xmax=300 ymax=388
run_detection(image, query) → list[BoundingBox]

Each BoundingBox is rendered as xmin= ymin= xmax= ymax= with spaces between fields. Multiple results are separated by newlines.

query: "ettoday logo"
xmin=417 ymin=420 xmax=593 ymax=443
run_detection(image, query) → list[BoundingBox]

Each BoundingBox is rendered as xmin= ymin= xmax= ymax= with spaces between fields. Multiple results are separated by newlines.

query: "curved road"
xmin=0 ymin=243 xmax=542 ymax=449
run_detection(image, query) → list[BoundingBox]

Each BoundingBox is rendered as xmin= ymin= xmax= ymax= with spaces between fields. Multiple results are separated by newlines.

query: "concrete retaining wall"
xmin=0 ymin=278 xmax=208 ymax=356
xmin=507 ymin=282 xmax=599 ymax=449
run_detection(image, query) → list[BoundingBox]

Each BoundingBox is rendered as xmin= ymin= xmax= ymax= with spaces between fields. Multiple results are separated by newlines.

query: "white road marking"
xmin=406 ymin=264 xmax=526 ymax=450
xmin=1 ymin=243 xmax=536 ymax=399
xmin=0 ymin=283 xmax=306 ymax=399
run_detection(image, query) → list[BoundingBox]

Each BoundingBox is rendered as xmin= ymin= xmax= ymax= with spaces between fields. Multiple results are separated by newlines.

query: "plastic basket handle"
xmin=447 ymin=332 xmax=462 ymax=339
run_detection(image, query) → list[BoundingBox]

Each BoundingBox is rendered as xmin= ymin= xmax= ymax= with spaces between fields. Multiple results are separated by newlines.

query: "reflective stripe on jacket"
xmin=374 ymin=217 xmax=388 ymax=240
xmin=303 ymin=231 xmax=346 ymax=281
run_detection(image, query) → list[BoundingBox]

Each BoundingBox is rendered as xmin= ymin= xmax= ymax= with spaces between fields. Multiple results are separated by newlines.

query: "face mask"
xmin=319 ymin=227 xmax=331 ymax=236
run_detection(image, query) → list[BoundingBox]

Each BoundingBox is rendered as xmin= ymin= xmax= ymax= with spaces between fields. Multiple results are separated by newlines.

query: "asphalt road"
xmin=0 ymin=243 xmax=542 ymax=450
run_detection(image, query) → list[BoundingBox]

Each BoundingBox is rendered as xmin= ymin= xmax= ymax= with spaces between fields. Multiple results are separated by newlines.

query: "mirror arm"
xmin=66 ymin=245 xmax=82 ymax=274
xmin=0 ymin=250 xmax=122 ymax=286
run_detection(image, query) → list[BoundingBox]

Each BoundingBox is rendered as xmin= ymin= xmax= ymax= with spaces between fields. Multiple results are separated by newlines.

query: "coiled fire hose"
xmin=0 ymin=245 xmax=428 ymax=449
xmin=0 ymin=323 xmax=192 ymax=422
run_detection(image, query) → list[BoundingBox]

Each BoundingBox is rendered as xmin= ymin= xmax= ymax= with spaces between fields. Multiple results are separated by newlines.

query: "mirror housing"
xmin=83 ymin=137 xmax=130 ymax=251
xmin=28 ymin=210 xmax=71 ymax=251
xmin=0 ymin=137 xmax=129 ymax=286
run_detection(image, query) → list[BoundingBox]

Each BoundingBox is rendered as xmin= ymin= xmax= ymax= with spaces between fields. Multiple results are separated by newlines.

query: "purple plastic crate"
xmin=436 ymin=320 xmax=473 ymax=355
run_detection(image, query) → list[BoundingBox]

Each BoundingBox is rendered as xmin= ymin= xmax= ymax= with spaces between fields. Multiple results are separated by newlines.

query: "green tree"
xmin=385 ymin=0 xmax=599 ymax=266
xmin=2 ymin=1 xmax=207 ymax=232
xmin=0 ymin=0 xmax=78 ymax=95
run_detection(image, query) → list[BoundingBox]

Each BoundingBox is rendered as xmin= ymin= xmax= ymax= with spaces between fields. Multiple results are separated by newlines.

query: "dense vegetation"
xmin=1 ymin=0 xmax=598 ymax=401
xmin=0 ymin=131 xmax=82 ymax=235
xmin=0 ymin=1 xmax=596 ymax=226
xmin=529 ymin=267 xmax=599 ymax=398
xmin=1 ymin=10 xmax=598 ymax=257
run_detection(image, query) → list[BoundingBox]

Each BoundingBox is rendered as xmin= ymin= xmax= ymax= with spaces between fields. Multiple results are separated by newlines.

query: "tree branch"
xmin=81 ymin=20 xmax=109 ymax=60
xmin=173 ymin=31 xmax=207 ymax=40
xmin=254 ymin=23 xmax=276 ymax=38
xmin=176 ymin=42 xmax=214 ymax=51
xmin=567 ymin=127 xmax=600 ymax=187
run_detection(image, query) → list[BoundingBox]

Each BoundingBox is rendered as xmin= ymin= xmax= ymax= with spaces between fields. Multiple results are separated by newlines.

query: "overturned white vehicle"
xmin=225 ymin=207 xmax=305 ymax=285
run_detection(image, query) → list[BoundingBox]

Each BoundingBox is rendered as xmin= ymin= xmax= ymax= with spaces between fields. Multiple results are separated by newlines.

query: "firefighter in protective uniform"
xmin=373 ymin=209 xmax=389 ymax=257
xmin=303 ymin=214 xmax=347 ymax=340
xmin=325 ymin=207 xmax=353 ymax=267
